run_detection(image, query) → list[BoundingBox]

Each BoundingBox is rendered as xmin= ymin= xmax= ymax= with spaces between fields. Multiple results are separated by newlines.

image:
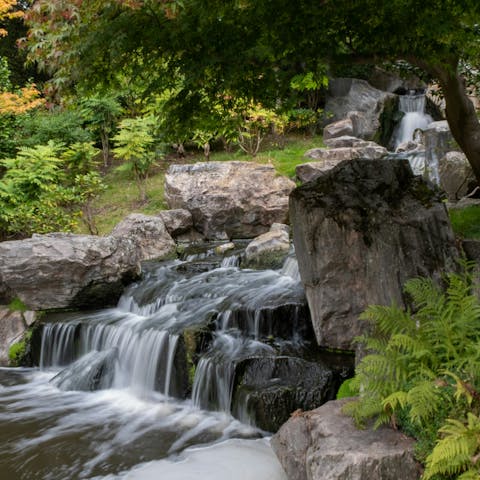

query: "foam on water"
xmin=96 ymin=438 xmax=287 ymax=480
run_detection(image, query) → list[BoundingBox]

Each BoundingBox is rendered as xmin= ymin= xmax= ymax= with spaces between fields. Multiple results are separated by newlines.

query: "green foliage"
xmin=0 ymin=56 xmax=12 ymax=91
xmin=0 ymin=140 xmax=103 ymax=238
xmin=449 ymin=206 xmax=480 ymax=240
xmin=8 ymin=339 xmax=26 ymax=366
xmin=336 ymin=378 xmax=359 ymax=399
xmin=290 ymin=66 xmax=328 ymax=112
xmin=345 ymin=267 xmax=480 ymax=478
xmin=8 ymin=297 xmax=26 ymax=312
xmin=113 ymin=115 xmax=158 ymax=202
xmin=18 ymin=109 xmax=92 ymax=149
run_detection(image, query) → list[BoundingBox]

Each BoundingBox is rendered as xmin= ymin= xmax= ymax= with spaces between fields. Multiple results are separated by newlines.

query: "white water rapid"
xmin=0 ymin=246 xmax=317 ymax=479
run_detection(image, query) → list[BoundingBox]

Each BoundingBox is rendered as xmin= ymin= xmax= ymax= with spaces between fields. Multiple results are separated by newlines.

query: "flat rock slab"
xmin=164 ymin=161 xmax=295 ymax=240
xmin=271 ymin=399 xmax=421 ymax=480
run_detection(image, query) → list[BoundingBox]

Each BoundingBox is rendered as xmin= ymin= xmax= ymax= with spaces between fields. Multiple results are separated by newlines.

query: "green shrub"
xmin=344 ymin=267 xmax=480 ymax=478
xmin=18 ymin=109 xmax=92 ymax=148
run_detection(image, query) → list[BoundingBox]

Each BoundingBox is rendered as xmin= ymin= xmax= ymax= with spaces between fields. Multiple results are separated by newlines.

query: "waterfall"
xmin=394 ymin=93 xmax=433 ymax=148
xmin=1 ymin=247 xmax=343 ymax=479
xmin=38 ymin=254 xmax=308 ymax=407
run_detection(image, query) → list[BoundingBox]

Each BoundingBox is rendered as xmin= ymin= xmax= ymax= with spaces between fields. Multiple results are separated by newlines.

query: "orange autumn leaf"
xmin=0 ymin=0 xmax=23 ymax=37
xmin=0 ymin=84 xmax=44 ymax=114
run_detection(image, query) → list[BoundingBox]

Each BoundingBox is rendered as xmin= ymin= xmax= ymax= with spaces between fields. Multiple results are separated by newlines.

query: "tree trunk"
xmin=432 ymin=66 xmax=480 ymax=185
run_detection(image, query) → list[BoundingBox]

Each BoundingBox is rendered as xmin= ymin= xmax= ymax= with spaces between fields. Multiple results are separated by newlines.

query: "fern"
xmin=344 ymin=267 xmax=480 ymax=479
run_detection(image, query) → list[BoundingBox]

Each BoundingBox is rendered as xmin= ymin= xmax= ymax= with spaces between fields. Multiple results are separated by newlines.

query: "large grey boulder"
xmin=0 ymin=233 xmax=141 ymax=310
xmin=325 ymin=78 xmax=398 ymax=143
xmin=110 ymin=213 xmax=176 ymax=261
xmin=0 ymin=214 xmax=177 ymax=311
xmin=271 ymin=399 xmax=421 ymax=480
xmin=290 ymin=159 xmax=459 ymax=350
xmin=164 ymin=161 xmax=295 ymax=240
xmin=438 ymin=151 xmax=476 ymax=201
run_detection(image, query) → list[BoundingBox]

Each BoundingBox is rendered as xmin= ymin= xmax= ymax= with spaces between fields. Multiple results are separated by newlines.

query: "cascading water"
xmin=394 ymin=93 xmax=433 ymax=148
xmin=0 ymin=244 xmax=339 ymax=480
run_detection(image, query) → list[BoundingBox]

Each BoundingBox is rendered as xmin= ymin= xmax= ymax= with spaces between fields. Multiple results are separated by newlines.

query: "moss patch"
xmin=8 ymin=297 xmax=27 ymax=312
xmin=8 ymin=330 xmax=32 ymax=367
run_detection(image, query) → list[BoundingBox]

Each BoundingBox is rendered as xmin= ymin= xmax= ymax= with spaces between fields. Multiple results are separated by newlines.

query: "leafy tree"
xmin=112 ymin=115 xmax=157 ymax=203
xmin=345 ymin=268 xmax=480 ymax=478
xmin=24 ymin=1 xmax=480 ymax=182
xmin=79 ymin=94 xmax=123 ymax=166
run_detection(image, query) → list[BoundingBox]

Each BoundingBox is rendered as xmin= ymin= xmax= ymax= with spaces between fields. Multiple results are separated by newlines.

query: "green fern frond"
xmin=407 ymin=381 xmax=445 ymax=426
xmin=342 ymin=396 xmax=384 ymax=428
xmin=457 ymin=470 xmax=480 ymax=480
xmin=424 ymin=414 xmax=480 ymax=479
xmin=382 ymin=390 xmax=408 ymax=412
xmin=360 ymin=304 xmax=416 ymax=336
xmin=404 ymin=277 xmax=443 ymax=309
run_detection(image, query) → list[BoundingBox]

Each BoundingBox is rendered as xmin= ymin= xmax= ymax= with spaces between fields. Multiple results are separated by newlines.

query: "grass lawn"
xmin=86 ymin=134 xmax=323 ymax=235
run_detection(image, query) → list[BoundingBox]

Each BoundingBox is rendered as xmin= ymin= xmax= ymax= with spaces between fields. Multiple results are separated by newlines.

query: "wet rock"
xmin=244 ymin=223 xmax=290 ymax=269
xmin=271 ymin=399 xmax=421 ymax=480
xmin=0 ymin=233 xmax=141 ymax=310
xmin=164 ymin=162 xmax=295 ymax=240
xmin=438 ymin=151 xmax=476 ymax=201
xmin=215 ymin=242 xmax=236 ymax=255
xmin=0 ymin=307 xmax=28 ymax=366
xmin=323 ymin=118 xmax=354 ymax=140
xmin=225 ymin=303 xmax=312 ymax=341
xmin=110 ymin=213 xmax=176 ymax=261
xmin=157 ymin=209 xmax=193 ymax=237
xmin=325 ymin=78 xmax=398 ymax=142
xmin=232 ymin=356 xmax=338 ymax=432
xmin=290 ymin=159 xmax=459 ymax=351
